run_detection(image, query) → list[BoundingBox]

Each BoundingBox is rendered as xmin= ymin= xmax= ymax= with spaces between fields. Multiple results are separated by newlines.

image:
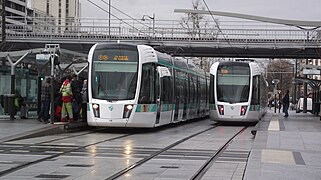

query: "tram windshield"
xmin=91 ymin=47 xmax=138 ymax=101
xmin=216 ymin=64 xmax=250 ymax=103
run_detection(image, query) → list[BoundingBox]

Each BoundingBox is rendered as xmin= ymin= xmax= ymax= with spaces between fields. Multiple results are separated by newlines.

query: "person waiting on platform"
xmin=80 ymin=79 xmax=88 ymax=122
xmin=282 ymin=90 xmax=290 ymax=117
xmin=14 ymin=90 xmax=28 ymax=119
xmin=60 ymin=75 xmax=74 ymax=123
xmin=38 ymin=78 xmax=51 ymax=123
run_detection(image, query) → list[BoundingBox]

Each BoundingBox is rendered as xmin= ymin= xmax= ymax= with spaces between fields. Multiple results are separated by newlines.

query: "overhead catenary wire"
xmin=202 ymin=0 xmax=241 ymax=56
xmin=86 ymin=0 xmax=149 ymax=36
xmin=100 ymin=0 xmax=157 ymax=33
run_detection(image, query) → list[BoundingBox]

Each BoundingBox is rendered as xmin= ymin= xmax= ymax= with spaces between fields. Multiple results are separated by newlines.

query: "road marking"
xmin=268 ymin=117 xmax=279 ymax=131
xmin=261 ymin=149 xmax=296 ymax=165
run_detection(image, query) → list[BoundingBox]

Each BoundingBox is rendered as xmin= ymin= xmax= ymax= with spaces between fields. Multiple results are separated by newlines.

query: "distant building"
xmin=29 ymin=0 xmax=81 ymax=33
xmin=1 ymin=0 xmax=55 ymax=34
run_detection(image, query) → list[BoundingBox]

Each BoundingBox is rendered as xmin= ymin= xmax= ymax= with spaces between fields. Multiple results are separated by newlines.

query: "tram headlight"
xmin=123 ymin=104 xmax=134 ymax=118
xmin=240 ymin=106 xmax=248 ymax=116
xmin=92 ymin=103 xmax=100 ymax=118
xmin=218 ymin=105 xmax=224 ymax=115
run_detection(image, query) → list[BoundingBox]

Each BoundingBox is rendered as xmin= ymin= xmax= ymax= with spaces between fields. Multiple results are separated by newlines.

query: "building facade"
xmin=29 ymin=0 xmax=81 ymax=33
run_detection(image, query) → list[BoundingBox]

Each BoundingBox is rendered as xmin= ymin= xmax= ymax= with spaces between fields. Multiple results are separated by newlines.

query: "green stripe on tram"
xmin=135 ymin=104 xmax=157 ymax=112
xmin=249 ymin=105 xmax=260 ymax=111
xmin=209 ymin=104 xmax=216 ymax=110
xmin=136 ymin=104 xmax=176 ymax=112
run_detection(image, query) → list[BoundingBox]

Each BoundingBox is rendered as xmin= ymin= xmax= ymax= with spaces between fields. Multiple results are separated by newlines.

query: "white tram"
xmin=209 ymin=60 xmax=268 ymax=122
xmin=87 ymin=43 xmax=209 ymax=128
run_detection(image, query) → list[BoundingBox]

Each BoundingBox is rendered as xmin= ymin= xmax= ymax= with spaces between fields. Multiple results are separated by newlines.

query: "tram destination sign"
xmin=36 ymin=54 xmax=51 ymax=64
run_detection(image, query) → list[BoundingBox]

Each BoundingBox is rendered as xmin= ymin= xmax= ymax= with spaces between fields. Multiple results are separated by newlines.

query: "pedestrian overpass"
xmin=1 ymin=16 xmax=321 ymax=59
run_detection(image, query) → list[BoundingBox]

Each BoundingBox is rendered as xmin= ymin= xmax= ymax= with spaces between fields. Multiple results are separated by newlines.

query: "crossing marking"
xmin=261 ymin=149 xmax=296 ymax=165
xmin=268 ymin=116 xmax=279 ymax=131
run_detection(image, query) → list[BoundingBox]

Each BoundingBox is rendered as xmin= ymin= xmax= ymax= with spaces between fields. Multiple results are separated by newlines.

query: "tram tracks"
xmin=0 ymin=124 xmax=250 ymax=179
xmin=104 ymin=125 xmax=248 ymax=180
xmin=0 ymin=130 xmax=133 ymax=177
xmin=191 ymin=126 xmax=248 ymax=180
xmin=105 ymin=126 xmax=217 ymax=180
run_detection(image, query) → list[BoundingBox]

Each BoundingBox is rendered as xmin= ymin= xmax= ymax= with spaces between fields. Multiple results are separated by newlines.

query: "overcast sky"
xmin=80 ymin=0 xmax=321 ymax=21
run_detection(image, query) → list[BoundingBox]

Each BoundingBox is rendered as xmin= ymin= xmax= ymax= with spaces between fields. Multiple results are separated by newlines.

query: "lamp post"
xmin=1 ymin=0 xmax=6 ymax=50
xmin=142 ymin=13 xmax=155 ymax=36
xmin=45 ymin=44 xmax=60 ymax=124
xmin=108 ymin=0 xmax=111 ymax=37
xmin=272 ymin=79 xmax=280 ymax=113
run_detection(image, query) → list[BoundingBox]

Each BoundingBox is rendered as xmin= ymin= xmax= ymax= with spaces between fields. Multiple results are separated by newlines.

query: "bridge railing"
xmin=2 ymin=16 xmax=321 ymax=43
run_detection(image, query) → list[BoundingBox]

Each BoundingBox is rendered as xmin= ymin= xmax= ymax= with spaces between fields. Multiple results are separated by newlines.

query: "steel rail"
xmin=190 ymin=126 xmax=248 ymax=180
xmin=0 ymin=133 xmax=133 ymax=177
xmin=105 ymin=125 xmax=218 ymax=180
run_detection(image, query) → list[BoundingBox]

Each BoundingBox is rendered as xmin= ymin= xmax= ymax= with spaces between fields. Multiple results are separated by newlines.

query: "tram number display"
xmin=98 ymin=55 xmax=129 ymax=61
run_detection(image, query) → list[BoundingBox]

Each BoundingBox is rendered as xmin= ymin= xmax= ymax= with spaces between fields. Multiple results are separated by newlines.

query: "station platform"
xmin=0 ymin=110 xmax=321 ymax=179
xmin=244 ymin=110 xmax=321 ymax=180
xmin=0 ymin=115 xmax=67 ymax=143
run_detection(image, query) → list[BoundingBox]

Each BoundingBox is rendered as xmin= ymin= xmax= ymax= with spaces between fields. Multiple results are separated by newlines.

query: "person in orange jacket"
xmin=59 ymin=75 xmax=74 ymax=123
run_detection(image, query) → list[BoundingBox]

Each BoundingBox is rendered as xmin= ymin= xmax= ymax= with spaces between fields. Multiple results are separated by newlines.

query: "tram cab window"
xmin=216 ymin=64 xmax=250 ymax=103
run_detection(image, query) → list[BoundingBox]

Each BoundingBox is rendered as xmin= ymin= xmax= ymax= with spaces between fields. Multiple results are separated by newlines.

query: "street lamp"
xmin=141 ymin=13 xmax=155 ymax=36
xmin=108 ymin=0 xmax=111 ymax=37
xmin=272 ymin=79 xmax=280 ymax=113
xmin=45 ymin=44 xmax=60 ymax=124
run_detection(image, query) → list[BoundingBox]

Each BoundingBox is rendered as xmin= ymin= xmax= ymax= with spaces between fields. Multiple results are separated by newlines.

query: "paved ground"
xmin=0 ymin=109 xmax=321 ymax=179
xmin=0 ymin=115 xmax=64 ymax=143
xmin=244 ymin=110 xmax=321 ymax=180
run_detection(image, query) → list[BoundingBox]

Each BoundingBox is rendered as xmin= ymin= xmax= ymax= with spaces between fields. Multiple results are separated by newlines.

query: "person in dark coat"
xmin=80 ymin=79 xmax=88 ymax=122
xmin=71 ymin=74 xmax=82 ymax=121
xmin=282 ymin=90 xmax=290 ymax=117
xmin=38 ymin=78 xmax=51 ymax=123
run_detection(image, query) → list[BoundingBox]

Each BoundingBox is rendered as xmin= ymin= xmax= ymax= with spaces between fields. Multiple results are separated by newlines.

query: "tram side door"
xmin=156 ymin=66 xmax=172 ymax=126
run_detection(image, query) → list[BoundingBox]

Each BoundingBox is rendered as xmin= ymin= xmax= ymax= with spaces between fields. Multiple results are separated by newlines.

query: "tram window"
xmin=190 ymin=77 xmax=196 ymax=104
xmin=251 ymin=76 xmax=259 ymax=105
xmin=162 ymin=76 xmax=172 ymax=104
xmin=209 ymin=74 xmax=215 ymax=104
xmin=138 ymin=63 xmax=156 ymax=104
xmin=217 ymin=74 xmax=250 ymax=103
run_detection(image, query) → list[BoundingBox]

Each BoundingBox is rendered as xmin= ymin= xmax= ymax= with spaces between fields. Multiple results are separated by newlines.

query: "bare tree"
xmin=180 ymin=0 xmax=207 ymax=38
xmin=266 ymin=59 xmax=294 ymax=96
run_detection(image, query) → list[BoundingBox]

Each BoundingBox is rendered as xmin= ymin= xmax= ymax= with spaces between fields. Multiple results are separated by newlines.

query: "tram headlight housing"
xmin=92 ymin=103 xmax=100 ymax=118
xmin=123 ymin=104 xmax=133 ymax=118
xmin=218 ymin=105 xmax=224 ymax=115
xmin=240 ymin=106 xmax=248 ymax=116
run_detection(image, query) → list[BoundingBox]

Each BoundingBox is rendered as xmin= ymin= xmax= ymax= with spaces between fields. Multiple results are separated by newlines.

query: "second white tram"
xmin=87 ymin=43 xmax=209 ymax=128
xmin=209 ymin=60 xmax=268 ymax=122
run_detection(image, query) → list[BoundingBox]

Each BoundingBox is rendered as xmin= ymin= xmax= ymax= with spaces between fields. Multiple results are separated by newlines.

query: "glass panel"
xmin=138 ymin=63 xmax=156 ymax=104
xmin=91 ymin=48 xmax=138 ymax=101
xmin=217 ymin=64 xmax=250 ymax=103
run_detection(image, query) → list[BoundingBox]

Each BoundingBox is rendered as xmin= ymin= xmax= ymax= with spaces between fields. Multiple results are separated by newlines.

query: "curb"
xmin=0 ymin=124 xmax=65 ymax=143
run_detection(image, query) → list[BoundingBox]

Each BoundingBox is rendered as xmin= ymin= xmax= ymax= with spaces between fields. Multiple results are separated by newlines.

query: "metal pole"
xmin=37 ymin=75 xmax=42 ymax=116
xmin=152 ymin=13 xmax=155 ymax=37
xmin=10 ymin=66 xmax=15 ymax=120
xmin=50 ymin=53 xmax=55 ymax=124
xmin=108 ymin=0 xmax=111 ymax=37
xmin=303 ymin=58 xmax=308 ymax=113
xmin=294 ymin=59 xmax=297 ymax=105
xmin=1 ymin=0 xmax=6 ymax=50
xmin=274 ymin=93 xmax=277 ymax=113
